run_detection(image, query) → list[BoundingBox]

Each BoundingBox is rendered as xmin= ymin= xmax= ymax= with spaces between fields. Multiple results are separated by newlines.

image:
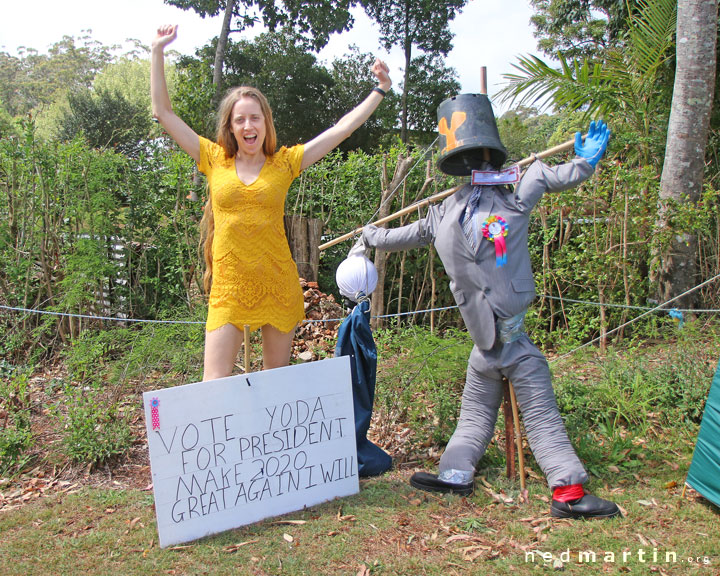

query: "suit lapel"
xmin=455 ymin=186 xmax=495 ymax=256
xmin=451 ymin=186 xmax=478 ymax=256
xmin=473 ymin=186 xmax=494 ymax=228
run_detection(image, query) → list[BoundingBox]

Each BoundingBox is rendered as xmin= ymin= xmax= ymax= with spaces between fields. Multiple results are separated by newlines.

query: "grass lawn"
xmin=1 ymin=464 xmax=718 ymax=575
xmin=1 ymin=321 xmax=720 ymax=575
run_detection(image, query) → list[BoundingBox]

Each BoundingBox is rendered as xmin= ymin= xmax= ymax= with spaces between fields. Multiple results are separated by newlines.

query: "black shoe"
xmin=551 ymin=494 xmax=622 ymax=519
xmin=409 ymin=471 xmax=474 ymax=496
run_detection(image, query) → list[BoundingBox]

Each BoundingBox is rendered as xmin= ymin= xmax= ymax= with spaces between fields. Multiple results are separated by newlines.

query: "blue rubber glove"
xmin=575 ymin=120 xmax=610 ymax=168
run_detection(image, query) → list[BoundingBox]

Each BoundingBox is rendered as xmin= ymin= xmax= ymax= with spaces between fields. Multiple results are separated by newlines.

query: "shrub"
xmin=555 ymin=319 xmax=718 ymax=440
xmin=56 ymin=384 xmax=132 ymax=466
xmin=0 ymin=368 xmax=34 ymax=476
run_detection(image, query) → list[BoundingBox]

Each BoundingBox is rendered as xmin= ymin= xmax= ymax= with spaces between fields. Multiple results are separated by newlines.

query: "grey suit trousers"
xmin=439 ymin=335 xmax=588 ymax=489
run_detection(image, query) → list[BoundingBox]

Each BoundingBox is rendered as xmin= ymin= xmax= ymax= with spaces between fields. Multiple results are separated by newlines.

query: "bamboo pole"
xmin=318 ymin=185 xmax=463 ymax=251
xmin=318 ymin=137 xmax=578 ymax=252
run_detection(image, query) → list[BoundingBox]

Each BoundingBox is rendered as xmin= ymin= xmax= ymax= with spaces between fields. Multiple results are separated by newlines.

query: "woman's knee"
xmin=261 ymin=324 xmax=295 ymax=369
xmin=203 ymin=324 xmax=244 ymax=380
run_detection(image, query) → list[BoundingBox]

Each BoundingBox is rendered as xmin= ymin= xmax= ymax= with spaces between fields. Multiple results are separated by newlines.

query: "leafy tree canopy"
xmin=58 ymin=88 xmax=153 ymax=158
xmin=530 ymin=0 xmax=632 ymax=60
xmin=0 ymin=102 xmax=18 ymax=137
xmin=0 ymin=33 xmax=116 ymax=117
xmin=362 ymin=0 xmax=467 ymax=55
xmin=497 ymin=106 xmax=561 ymax=162
xmin=165 ymin=0 xmax=356 ymax=51
xmin=326 ymin=45 xmax=400 ymax=151
xmin=219 ymin=31 xmax=336 ymax=145
xmin=404 ymin=53 xmax=459 ymax=136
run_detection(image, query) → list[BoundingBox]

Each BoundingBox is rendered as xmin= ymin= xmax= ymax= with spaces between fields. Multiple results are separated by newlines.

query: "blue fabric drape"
xmin=335 ymin=300 xmax=392 ymax=477
xmin=687 ymin=357 xmax=720 ymax=508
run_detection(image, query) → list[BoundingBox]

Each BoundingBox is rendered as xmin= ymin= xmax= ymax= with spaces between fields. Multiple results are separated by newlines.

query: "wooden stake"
xmin=243 ymin=324 xmax=251 ymax=373
xmin=508 ymin=381 xmax=527 ymax=491
xmin=502 ymin=378 xmax=516 ymax=480
xmin=502 ymin=378 xmax=527 ymax=490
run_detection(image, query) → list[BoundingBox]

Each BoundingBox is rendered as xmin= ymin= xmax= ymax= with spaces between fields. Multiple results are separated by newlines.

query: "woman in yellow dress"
xmin=151 ymin=24 xmax=391 ymax=381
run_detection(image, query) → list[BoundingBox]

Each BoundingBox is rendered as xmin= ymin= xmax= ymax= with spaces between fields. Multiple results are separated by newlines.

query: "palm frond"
xmin=626 ymin=0 xmax=677 ymax=77
xmin=497 ymin=53 xmax=616 ymax=118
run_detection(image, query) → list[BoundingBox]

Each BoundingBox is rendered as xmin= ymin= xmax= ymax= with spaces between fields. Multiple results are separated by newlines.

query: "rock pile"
xmin=293 ymin=279 xmax=346 ymax=362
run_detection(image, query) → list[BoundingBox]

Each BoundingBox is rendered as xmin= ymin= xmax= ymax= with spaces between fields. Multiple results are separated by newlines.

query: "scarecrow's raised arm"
xmin=514 ymin=120 xmax=611 ymax=211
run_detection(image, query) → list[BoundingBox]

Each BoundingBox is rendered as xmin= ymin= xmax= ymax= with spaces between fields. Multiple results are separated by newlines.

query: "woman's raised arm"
xmin=151 ymin=24 xmax=201 ymax=163
xmin=301 ymin=58 xmax=391 ymax=170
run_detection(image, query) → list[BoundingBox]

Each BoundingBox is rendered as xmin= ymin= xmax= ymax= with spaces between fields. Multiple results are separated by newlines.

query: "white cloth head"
xmin=336 ymin=255 xmax=378 ymax=302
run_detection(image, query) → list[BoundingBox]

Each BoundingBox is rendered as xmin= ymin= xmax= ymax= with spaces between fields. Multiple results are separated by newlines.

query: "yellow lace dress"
xmin=198 ymin=136 xmax=305 ymax=333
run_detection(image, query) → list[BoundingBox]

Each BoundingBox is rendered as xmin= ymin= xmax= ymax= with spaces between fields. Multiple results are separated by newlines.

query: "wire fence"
xmin=3 ymin=270 xmax=719 ymax=363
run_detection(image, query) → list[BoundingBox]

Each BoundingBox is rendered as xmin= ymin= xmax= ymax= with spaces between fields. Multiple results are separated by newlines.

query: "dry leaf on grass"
xmin=461 ymin=544 xmax=492 ymax=561
xmin=483 ymin=487 xmax=514 ymax=504
xmin=446 ymin=534 xmax=473 ymax=544
xmin=336 ymin=507 xmax=357 ymax=522
xmin=224 ymin=540 xmax=259 ymax=553
xmin=128 ymin=517 xmax=142 ymax=529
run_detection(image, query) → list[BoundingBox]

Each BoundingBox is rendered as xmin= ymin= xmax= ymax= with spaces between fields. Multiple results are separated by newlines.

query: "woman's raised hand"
xmin=152 ymin=24 xmax=178 ymax=51
xmin=372 ymin=58 xmax=391 ymax=92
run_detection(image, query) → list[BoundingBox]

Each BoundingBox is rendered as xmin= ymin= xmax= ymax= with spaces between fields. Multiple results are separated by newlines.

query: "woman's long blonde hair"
xmin=199 ymin=87 xmax=277 ymax=294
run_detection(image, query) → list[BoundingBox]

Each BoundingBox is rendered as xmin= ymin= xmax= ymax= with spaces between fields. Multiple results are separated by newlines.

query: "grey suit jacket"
xmin=363 ymin=158 xmax=595 ymax=350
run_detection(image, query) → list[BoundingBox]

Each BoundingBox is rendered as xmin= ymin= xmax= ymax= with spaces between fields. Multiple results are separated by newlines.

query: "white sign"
xmin=142 ymin=357 xmax=358 ymax=548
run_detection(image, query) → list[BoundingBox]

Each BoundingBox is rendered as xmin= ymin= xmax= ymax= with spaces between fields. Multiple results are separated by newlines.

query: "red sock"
xmin=553 ymin=484 xmax=585 ymax=502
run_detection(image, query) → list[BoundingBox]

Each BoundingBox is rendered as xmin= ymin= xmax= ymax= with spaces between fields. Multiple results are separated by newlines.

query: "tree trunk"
xmin=213 ymin=0 xmax=237 ymax=99
xmin=285 ymin=215 xmax=323 ymax=282
xmin=400 ymin=5 xmax=412 ymax=144
xmin=653 ymin=0 xmax=718 ymax=306
xmin=371 ymin=154 xmax=414 ymax=329
xmin=400 ymin=41 xmax=412 ymax=143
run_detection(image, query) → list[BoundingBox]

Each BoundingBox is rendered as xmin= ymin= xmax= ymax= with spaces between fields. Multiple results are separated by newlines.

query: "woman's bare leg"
xmin=261 ymin=324 xmax=296 ymax=370
xmin=203 ymin=323 xmax=244 ymax=381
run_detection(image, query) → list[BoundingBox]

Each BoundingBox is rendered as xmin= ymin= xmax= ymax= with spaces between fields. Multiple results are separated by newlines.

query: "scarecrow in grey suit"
xmin=360 ymin=94 xmax=620 ymax=519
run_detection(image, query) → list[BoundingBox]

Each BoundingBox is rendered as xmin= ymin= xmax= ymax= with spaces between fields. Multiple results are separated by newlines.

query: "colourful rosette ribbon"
xmin=481 ymin=215 xmax=509 ymax=267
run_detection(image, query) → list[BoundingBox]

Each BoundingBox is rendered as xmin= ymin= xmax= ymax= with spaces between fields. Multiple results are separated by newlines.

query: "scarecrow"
xmin=355 ymin=93 xmax=620 ymax=519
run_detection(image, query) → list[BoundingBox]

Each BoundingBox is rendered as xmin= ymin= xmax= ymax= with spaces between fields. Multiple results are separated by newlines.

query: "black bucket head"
xmin=437 ymin=93 xmax=507 ymax=175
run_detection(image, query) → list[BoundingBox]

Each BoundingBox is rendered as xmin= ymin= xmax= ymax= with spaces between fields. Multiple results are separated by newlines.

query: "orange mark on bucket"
xmin=438 ymin=111 xmax=467 ymax=154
